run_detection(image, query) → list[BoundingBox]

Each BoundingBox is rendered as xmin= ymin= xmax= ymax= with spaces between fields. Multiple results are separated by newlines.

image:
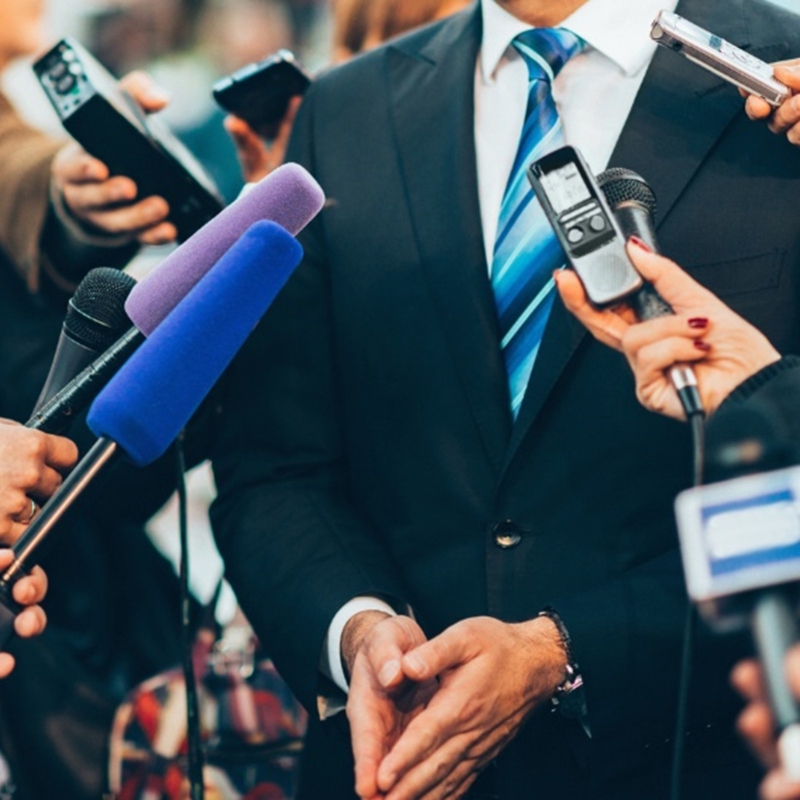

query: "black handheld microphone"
xmin=598 ymin=168 xmax=703 ymax=418
xmin=26 ymin=327 xmax=145 ymax=434
xmin=32 ymin=268 xmax=137 ymax=414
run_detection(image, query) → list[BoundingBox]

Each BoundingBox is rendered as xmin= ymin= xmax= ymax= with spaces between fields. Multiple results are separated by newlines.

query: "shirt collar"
xmin=480 ymin=0 xmax=680 ymax=84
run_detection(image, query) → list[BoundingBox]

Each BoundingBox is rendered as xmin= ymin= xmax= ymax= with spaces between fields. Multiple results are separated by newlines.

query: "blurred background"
xmin=6 ymin=0 xmax=799 ymax=196
xmin=5 ymin=0 xmax=334 ymax=205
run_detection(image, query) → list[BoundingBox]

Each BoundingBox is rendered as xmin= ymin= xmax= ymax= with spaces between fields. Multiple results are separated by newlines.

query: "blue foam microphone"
xmin=0 ymin=220 xmax=302 ymax=642
xmin=88 ymin=219 xmax=301 ymax=466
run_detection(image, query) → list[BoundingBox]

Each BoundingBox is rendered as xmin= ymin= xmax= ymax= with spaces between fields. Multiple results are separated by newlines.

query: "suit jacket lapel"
xmin=501 ymin=0 xmax=789 ymax=475
xmin=388 ymin=4 xmax=513 ymax=470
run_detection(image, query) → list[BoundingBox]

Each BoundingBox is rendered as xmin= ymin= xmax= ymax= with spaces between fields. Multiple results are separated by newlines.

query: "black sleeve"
xmin=713 ymin=356 xmax=800 ymax=446
xmin=209 ymin=88 xmax=409 ymax=712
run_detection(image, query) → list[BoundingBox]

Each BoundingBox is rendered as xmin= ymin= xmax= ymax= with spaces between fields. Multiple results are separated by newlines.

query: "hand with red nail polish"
xmin=555 ymin=242 xmax=780 ymax=420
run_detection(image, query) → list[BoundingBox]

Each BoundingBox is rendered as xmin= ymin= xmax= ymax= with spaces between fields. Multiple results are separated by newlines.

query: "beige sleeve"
xmin=0 ymin=93 xmax=63 ymax=293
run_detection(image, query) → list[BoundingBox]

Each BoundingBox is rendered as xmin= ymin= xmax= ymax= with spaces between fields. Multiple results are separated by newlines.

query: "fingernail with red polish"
xmin=694 ymin=340 xmax=711 ymax=352
xmin=688 ymin=318 xmax=709 ymax=329
xmin=628 ymin=236 xmax=653 ymax=253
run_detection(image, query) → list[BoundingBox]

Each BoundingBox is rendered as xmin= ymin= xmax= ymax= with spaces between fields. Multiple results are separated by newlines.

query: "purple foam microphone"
xmin=126 ymin=162 xmax=324 ymax=335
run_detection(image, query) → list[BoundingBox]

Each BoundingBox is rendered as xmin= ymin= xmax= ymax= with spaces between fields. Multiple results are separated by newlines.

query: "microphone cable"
xmin=176 ymin=432 xmax=205 ymax=800
xmin=596 ymin=168 xmax=706 ymax=800
xmin=670 ymin=409 xmax=705 ymax=800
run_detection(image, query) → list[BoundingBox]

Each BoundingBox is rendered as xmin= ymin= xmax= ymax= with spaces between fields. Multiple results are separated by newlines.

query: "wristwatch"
xmin=538 ymin=607 xmax=588 ymax=721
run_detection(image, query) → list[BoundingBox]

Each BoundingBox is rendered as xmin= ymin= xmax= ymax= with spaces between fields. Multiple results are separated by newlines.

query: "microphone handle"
xmin=752 ymin=591 xmax=800 ymax=779
xmin=615 ymin=205 xmax=703 ymax=418
xmin=0 ymin=436 xmax=119 ymax=650
xmin=6 ymin=437 xmax=119 ymax=581
xmin=26 ymin=327 xmax=144 ymax=434
xmin=32 ymin=330 xmax=100 ymax=414
xmin=0 ymin=582 xmax=23 ymax=654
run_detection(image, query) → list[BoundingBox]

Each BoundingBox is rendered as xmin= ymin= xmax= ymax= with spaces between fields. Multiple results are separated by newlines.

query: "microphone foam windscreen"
xmin=67 ymin=268 xmax=137 ymax=350
xmin=126 ymin=163 xmax=323 ymax=336
xmin=88 ymin=221 xmax=302 ymax=467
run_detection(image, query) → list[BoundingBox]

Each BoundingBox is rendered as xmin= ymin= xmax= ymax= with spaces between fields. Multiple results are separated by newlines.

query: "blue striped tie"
xmin=492 ymin=28 xmax=585 ymax=418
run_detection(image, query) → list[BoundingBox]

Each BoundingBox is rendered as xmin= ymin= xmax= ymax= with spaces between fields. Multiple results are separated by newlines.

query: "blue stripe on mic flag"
xmin=490 ymin=28 xmax=584 ymax=418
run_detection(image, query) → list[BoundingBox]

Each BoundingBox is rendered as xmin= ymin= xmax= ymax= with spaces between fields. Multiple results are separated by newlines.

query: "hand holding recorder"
xmin=224 ymin=96 xmax=303 ymax=184
xmin=556 ymin=241 xmax=781 ymax=420
xmin=742 ymin=60 xmax=800 ymax=147
xmin=50 ymin=71 xmax=177 ymax=246
xmin=215 ymin=51 xmax=311 ymax=184
xmin=650 ymin=11 xmax=800 ymax=149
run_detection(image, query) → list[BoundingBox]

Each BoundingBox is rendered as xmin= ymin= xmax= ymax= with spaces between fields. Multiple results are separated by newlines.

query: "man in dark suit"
xmin=210 ymin=0 xmax=800 ymax=797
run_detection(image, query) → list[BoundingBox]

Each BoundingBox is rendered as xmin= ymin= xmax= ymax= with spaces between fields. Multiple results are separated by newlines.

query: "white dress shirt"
xmin=321 ymin=0 xmax=679 ymax=699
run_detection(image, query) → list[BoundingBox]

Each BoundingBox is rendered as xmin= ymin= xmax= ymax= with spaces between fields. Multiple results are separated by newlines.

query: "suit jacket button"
xmin=493 ymin=521 xmax=522 ymax=549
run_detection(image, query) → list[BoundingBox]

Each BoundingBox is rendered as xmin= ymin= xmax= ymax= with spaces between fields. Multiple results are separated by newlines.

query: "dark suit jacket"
xmin=211 ymin=1 xmax=800 ymax=796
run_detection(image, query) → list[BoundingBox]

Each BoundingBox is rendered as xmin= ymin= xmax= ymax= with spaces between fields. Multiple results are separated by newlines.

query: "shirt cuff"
xmin=321 ymin=596 xmax=398 ymax=694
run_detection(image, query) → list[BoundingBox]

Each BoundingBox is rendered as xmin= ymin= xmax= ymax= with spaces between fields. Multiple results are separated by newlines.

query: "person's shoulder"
xmin=311 ymin=7 xmax=477 ymax=100
xmin=742 ymin=0 xmax=800 ymax=49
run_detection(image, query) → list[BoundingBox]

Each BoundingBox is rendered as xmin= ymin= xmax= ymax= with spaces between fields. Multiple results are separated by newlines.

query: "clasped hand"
xmin=345 ymin=614 xmax=567 ymax=800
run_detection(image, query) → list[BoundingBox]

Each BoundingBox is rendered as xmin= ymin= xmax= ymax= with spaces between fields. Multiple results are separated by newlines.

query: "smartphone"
xmin=527 ymin=146 xmax=643 ymax=307
xmin=651 ymin=10 xmax=791 ymax=107
xmin=213 ymin=50 xmax=312 ymax=139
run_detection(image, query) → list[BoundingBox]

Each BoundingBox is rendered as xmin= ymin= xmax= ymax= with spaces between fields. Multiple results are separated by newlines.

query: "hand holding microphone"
xmin=0 ymin=419 xmax=77 ymax=544
xmin=0 ymin=420 xmax=75 ymax=676
xmin=556 ymin=241 xmax=781 ymax=420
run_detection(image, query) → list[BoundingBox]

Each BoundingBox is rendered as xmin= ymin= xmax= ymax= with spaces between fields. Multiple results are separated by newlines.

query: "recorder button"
xmin=567 ymin=227 xmax=585 ymax=244
xmin=589 ymin=215 xmax=606 ymax=233
xmin=55 ymin=75 xmax=76 ymax=95
xmin=50 ymin=61 xmax=68 ymax=80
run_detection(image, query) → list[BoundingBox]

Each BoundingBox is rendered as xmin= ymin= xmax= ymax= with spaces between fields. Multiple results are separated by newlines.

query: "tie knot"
xmin=512 ymin=28 xmax=585 ymax=83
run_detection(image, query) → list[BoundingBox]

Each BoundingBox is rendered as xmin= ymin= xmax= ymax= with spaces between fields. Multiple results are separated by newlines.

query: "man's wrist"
xmin=515 ymin=615 xmax=569 ymax=700
xmin=341 ymin=610 xmax=392 ymax=679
